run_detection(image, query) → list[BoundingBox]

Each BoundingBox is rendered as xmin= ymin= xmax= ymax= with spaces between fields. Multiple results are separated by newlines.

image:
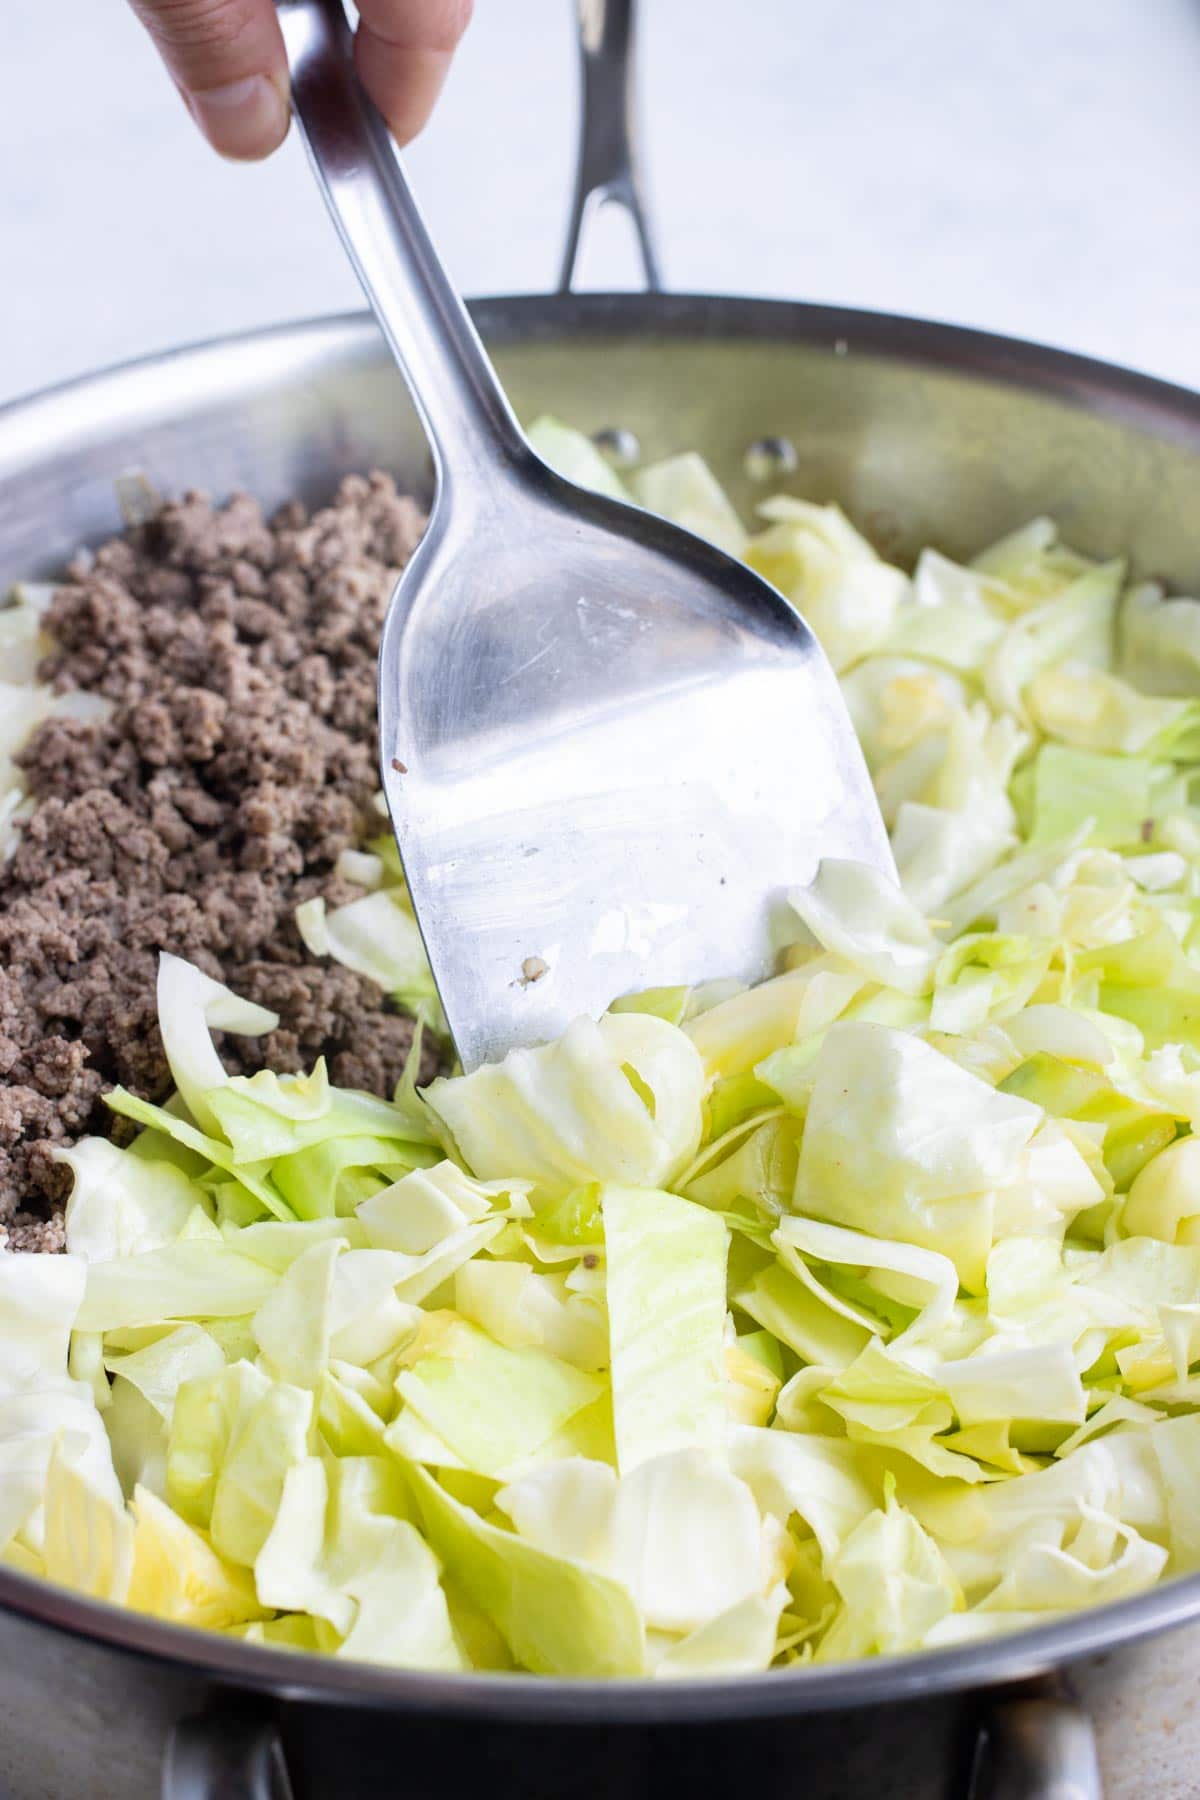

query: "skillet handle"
xmin=969 ymin=1688 xmax=1102 ymax=1800
xmin=163 ymin=1710 xmax=294 ymax=1800
xmin=559 ymin=0 xmax=662 ymax=293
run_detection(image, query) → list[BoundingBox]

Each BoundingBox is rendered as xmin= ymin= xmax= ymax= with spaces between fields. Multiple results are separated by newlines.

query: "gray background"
xmin=2 ymin=0 xmax=1199 ymax=405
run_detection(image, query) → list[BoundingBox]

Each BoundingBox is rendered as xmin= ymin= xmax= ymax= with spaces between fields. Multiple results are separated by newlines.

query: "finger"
xmin=354 ymin=0 xmax=474 ymax=145
xmin=129 ymin=0 xmax=290 ymax=160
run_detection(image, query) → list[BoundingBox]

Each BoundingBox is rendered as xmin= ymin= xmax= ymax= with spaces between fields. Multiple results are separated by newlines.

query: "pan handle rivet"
xmin=592 ymin=427 xmax=641 ymax=469
xmin=744 ymin=436 xmax=798 ymax=481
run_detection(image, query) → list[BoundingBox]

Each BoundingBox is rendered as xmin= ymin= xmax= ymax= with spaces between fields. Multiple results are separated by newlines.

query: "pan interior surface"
xmin=2 ymin=297 xmax=1199 ymax=594
xmin=2 ymin=294 xmax=1200 ymax=1716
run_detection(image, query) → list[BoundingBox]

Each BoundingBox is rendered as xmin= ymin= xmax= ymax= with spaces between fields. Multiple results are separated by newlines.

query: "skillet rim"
xmin=3 ymin=290 xmax=1200 ymax=1718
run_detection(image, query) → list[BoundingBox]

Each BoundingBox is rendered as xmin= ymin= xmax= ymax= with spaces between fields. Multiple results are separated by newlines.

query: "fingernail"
xmin=187 ymin=74 xmax=290 ymax=161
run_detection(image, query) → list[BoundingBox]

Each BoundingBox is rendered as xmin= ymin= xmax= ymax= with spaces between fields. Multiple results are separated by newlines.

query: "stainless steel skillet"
xmin=2 ymin=4 xmax=1200 ymax=1796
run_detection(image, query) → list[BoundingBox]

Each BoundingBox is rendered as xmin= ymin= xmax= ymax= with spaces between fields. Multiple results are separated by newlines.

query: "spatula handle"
xmin=278 ymin=0 xmax=530 ymax=494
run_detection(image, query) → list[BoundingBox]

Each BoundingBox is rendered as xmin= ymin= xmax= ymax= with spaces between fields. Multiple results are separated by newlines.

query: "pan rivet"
xmin=592 ymin=427 xmax=641 ymax=469
xmin=744 ymin=436 xmax=798 ymax=482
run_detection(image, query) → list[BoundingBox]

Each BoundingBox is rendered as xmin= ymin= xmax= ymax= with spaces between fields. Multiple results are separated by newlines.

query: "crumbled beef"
xmin=0 ymin=474 xmax=438 ymax=1249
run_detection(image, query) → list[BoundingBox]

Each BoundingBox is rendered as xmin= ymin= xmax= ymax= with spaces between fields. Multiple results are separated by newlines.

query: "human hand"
xmin=128 ymin=0 xmax=473 ymax=161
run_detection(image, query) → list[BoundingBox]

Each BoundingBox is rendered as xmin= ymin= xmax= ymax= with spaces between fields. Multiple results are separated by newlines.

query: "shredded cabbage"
xmin=10 ymin=431 xmax=1200 ymax=1679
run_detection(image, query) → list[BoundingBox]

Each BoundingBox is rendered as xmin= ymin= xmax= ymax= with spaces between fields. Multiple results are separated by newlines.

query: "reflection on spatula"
xmin=279 ymin=0 xmax=893 ymax=1071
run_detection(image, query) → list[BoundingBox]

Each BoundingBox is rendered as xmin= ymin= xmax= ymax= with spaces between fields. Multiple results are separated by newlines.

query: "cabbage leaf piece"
xmin=815 ymin=1485 xmax=963 ymax=1660
xmin=60 ymin=1138 xmax=208 ymax=1263
xmin=401 ymin=1458 xmax=645 ymax=1676
xmin=393 ymin=1320 xmax=604 ymax=1479
xmin=794 ymin=1021 xmax=1043 ymax=1290
xmin=155 ymin=952 xmax=278 ymax=1136
xmin=603 ymin=1186 xmax=728 ymax=1473
xmin=526 ymin=416 xmax=633 ymax=503
xmin=128 ymin=1485 xmax=267 ymax=1629
xmin=425 ymin=1013 xmax=704 ymax=1201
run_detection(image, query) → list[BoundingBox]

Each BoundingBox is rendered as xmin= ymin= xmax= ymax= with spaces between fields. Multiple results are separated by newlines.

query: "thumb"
xmin=129 ymin=0 xmax=290 ymax=161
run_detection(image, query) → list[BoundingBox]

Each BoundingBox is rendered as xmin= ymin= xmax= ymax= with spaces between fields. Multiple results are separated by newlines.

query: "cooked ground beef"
xmin=0 ymin=473 xmax=439 ymax=1251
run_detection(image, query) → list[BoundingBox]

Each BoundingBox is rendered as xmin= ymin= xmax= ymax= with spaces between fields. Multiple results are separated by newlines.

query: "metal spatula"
xmin=279 ymin=0 xmax=892 ymax=1072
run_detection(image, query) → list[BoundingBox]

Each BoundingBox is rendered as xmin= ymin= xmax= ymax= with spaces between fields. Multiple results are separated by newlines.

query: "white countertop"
xmin=4 ymin=0 xmax=1200 ymax=405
